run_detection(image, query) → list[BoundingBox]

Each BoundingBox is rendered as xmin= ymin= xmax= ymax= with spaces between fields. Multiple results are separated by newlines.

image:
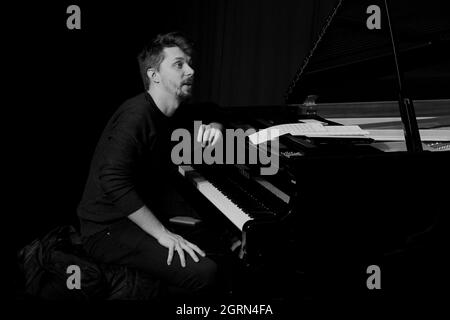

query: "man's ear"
xmin=147 ymin=68 xmax=160 ymax=84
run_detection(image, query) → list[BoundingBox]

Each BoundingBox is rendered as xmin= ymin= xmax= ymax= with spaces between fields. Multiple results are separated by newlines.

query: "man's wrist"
xmin=128 ymin=206 xmax=168 ymax=240
xmin=151 ymin=225 xmax=169 ymax=241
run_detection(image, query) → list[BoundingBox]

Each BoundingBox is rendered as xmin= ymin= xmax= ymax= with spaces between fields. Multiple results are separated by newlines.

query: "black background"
xmin=9 ymin=1 xmax=449 ymax=311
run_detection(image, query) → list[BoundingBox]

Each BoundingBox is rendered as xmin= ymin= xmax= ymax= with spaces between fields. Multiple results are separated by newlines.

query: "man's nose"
xmin=185 ymin=64 xmax=194 ymax=77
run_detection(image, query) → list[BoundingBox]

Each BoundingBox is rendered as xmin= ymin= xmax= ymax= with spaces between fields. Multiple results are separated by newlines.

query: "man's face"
xmin=156 ymin=46 xmax=194 ymax=100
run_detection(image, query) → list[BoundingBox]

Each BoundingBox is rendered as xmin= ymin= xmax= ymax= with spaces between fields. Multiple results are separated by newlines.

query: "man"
xmin=77 ymin=32 xmax=224 ymax=299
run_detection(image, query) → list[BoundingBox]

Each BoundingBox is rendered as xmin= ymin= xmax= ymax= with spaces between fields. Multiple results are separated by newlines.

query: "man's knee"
xmin=185 ymin=257 xmax=218 ymax=293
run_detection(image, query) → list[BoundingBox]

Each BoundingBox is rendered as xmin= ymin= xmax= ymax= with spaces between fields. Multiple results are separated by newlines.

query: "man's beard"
xmin=178 ymin=79 xmax=194 ymax=100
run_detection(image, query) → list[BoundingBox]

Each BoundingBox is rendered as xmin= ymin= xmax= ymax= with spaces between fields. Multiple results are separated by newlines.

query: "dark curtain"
xmin=182 ymin=0 xmax=339 ymax=106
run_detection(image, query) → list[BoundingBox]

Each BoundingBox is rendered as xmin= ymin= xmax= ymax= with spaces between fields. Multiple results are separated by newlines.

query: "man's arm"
xmin=98 ymin=112 xmax=205 ymax=267
xmin=128 ymin=205 xmax=205 ymax=267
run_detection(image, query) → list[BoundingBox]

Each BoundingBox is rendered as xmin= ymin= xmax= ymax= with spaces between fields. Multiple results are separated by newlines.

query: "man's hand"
xmin=156 ymin=229 xmax=206 ymax=267
xmin=197 ymin=122 xmax=223 ymax=147
xmin=128 ymin=206 xmax=206 ymax=267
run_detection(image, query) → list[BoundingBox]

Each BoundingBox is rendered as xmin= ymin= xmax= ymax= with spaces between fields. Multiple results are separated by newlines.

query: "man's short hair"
xmin=137 ymin=32 xmax=194 ymax=90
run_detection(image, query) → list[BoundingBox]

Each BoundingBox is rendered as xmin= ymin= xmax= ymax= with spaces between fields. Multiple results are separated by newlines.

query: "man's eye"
xmin=175 ymin=62 xmax=183 ymax=68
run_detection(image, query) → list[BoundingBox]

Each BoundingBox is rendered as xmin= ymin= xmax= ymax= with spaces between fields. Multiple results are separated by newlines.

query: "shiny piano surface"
xmin=178 ymin=0 xmax=449 ymax=301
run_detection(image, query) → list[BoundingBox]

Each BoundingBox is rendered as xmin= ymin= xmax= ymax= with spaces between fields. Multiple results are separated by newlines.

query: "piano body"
xmin=179 ymin=0 xmax=450 ymax=302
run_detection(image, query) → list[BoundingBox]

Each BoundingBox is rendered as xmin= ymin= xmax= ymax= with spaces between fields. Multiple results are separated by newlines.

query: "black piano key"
xmin=204 ymin=170 xmax=274 ymax=216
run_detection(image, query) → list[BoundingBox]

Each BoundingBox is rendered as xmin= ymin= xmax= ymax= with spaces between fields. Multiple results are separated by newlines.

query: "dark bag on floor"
xmin=17 ymin=225 xmax=161 ymax=300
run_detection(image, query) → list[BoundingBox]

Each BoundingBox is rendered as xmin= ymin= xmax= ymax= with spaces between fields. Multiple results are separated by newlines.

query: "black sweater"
xmin=77 ymin=92 xmax=218 ymax=238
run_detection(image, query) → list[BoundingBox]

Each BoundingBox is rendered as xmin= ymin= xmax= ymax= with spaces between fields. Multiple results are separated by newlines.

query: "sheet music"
xmin=248 ymin=123 xmax=369 ymax=145
xmin=367 ymin=129 xmax=450 ymax=141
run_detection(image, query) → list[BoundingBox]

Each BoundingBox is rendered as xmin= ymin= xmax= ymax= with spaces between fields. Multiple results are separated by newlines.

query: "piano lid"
xmin=285 ymin=0 xmax=450 ymax=105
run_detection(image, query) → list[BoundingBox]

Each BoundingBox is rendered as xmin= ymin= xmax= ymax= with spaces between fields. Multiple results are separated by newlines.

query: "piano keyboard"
xmin=178 ymin=165 xmax=274 ymax=231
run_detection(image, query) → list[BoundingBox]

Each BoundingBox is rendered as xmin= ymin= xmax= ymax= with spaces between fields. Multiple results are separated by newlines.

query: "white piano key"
xmin=180 ymin=166 xmax=252 ymax=231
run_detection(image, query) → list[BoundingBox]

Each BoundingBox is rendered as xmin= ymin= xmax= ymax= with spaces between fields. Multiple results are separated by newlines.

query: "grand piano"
xmin=178 ymin=0 xmax=450 ymax=303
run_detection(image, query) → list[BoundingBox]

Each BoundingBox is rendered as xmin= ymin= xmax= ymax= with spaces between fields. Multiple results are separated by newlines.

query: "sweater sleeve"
xmin=96 ymin=112 xmax=147 ymax=216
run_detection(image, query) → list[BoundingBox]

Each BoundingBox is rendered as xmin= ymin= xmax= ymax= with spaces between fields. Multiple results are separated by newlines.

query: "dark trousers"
xmin=82 ymin=218 xmax=234 ymax=300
